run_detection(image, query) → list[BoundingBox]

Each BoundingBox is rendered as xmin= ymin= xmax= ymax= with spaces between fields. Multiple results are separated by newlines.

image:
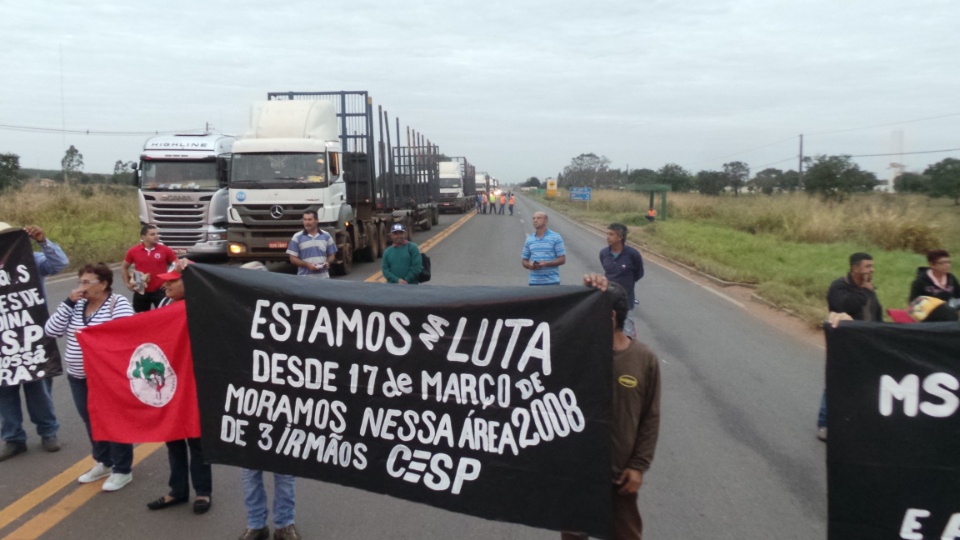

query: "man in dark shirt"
xmin=818 ymin=252 xmax=882 ymax=442
xmin=563 ymin=275 xmax=661 ymax=540
xmin=600 ymin=224 xmax=644 ymax=339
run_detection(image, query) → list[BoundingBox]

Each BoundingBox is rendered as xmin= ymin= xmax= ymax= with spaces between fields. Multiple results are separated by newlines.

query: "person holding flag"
xmin=44 ymin=263 xmax=136 ymax=492
xmin=144 ymin=262 xmax=213 ymax=514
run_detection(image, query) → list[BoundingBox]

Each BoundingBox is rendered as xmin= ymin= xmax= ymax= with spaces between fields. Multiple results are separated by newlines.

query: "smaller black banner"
xmin=826 ymin=322 xmax=960 ymax=540
xmin=0 ymin=229 xmax=63 ymax=387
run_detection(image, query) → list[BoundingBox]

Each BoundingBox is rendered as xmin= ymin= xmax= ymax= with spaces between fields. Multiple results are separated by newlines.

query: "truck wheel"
xmin=377 ymin=222 xmax=387 ymax=258
xmin=355 ymin=224 xmax=375 ymax=263
xmin=334 ymin=242 xmax=353 ymax=276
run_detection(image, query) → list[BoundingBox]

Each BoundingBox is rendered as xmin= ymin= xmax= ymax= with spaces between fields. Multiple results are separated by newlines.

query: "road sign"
xmin=569 ymin=187 xmax=592 ymax=201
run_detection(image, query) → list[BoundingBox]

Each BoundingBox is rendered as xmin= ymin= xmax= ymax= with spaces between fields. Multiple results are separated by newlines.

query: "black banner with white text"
xmin=184 ymin=264 xmax=614 ymax=538
xmin=0 ymin=229 xmax=62 ymax=387
xmin=826 ymin=322 xmax=960 ymax=540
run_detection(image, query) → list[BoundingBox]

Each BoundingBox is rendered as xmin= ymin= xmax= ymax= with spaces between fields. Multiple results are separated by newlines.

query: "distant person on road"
xmin=44 ymin=262 xmax=136 ymax=492
xmin=509 ymin=194 xmax=515 ymax=215
xmin=0 ymin=223 xmax=68 ymax=462
xmin=481 ymin=193 xmax=488 ymax=214
xmin=645 ymin=207 xmax=657 ymax=222
xmin=489 ymin=192 xmax=497 ymax=214
xmin=908 ymin=249 xmax=960 ymax=308
xmin=499 ymin=193 xmax=506 ymax=215
xmin=562 ymin=275 xmax=661 ymax=540
xmin=382 ymin=223 xmax=423 ymax=285
xmin=145 ymin=262 xmax=213 ymax=515
xmin=521 ymin=212 xmax=566 ymax=285
xmin=286 ymin=211 xmax=337 ymax=278
xmin=122 ymin=224 xmax=177 ymax=312
xmin=600 ymin=223 xmax=645 ymax=339
xmin=817 ymin=252 xmax=883 ymax=442
xmin=476 ymin=193 xmax=483 ymax=214
xmin=236 ymin=261 xmax=301 ymax=540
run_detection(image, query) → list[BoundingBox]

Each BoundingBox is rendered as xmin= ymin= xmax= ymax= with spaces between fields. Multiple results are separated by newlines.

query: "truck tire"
xmin=333 ymin=242 xmax=353 ymax=276
xmin=354 ymin=224 xmax=375 ymax=263
xmin=377 ymin=222 xmax=387 ymax=258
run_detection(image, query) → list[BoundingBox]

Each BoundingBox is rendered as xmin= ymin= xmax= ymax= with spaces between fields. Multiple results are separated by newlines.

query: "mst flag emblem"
xmin=128 ymin=343 xmax=177 ymax=407
xmin=78 ymin=301 xmax=200 ymax=443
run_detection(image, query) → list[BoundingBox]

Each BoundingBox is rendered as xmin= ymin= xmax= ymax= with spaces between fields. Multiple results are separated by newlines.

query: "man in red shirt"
xmin=121 ymin=224 xmax=177 ymax=312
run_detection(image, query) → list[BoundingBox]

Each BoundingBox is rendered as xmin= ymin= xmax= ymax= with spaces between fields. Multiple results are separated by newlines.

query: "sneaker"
xmin=0 ymin=441 xmax=27 ymax=462
xmin=273 ymin=524 xmax=302 ymax=540
xmin=817 ymin=427 xmax=828 ymax=442
xmin=78 ymin=462 xmax=112 ymax=483
xmin=42 ymin=436 xmax=62 ymax=452
xmin=102 ymin=472 xmax=132 ymax=492
xmin=238 ymin=527 xmax=269 ymax=540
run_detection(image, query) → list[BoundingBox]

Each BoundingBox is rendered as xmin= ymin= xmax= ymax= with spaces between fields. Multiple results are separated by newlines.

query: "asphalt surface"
xmin=0 ymin=195 xmax=828 ymax=539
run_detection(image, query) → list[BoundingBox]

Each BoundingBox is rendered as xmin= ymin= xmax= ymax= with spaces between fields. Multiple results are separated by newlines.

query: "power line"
xmin=846 ymin=148 xmax=960 ymax=158
xmin=0 ymin=124 xmax=204 ymax=137
xmin=691 ymin=135 xmax=797 ymax=165
xmin=807 ymin=112 xmax=960 ymax=137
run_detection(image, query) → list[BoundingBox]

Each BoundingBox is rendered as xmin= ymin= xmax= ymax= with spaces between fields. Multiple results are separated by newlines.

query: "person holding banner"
xmin=908 ymin=249 xmax=960 ymax=307
xmin=0 ymin=223 xmax=68 ymax=462
xmin=122 ymin=224 xmax=178 ymax=312
xmin=568 ymin=275 xmax=661 ymax=540
xmin=44 ymin=263 xmax=137 ymax=491
xmin=817 ymin=252 xmax=883 ymax=442
xmin=144 ymin=264 xmax=213 ymax=514
xmin=522 ymin=212 xmax=566 ymax=285
xmin=382 ymin=222 xmax=423 ymax=285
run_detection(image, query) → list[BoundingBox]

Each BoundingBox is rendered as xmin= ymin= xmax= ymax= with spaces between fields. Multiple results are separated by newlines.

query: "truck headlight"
xmin=208 ymin=232 xmax=223 ymax=241
xmin=228 ymin=243 xmax=247 ymax=255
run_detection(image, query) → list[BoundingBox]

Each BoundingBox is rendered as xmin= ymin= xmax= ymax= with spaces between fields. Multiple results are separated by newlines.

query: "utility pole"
xmin=798 ymin=134 xmax=804 ymax=189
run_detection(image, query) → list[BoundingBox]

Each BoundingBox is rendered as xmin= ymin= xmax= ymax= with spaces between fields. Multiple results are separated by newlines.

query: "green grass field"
xmin=538 ymin=189 xmax=960 ymax=326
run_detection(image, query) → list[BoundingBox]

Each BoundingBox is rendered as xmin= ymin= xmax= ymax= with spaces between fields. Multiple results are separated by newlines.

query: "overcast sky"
xmin=2 ymin=0 xmax=958 ymax=182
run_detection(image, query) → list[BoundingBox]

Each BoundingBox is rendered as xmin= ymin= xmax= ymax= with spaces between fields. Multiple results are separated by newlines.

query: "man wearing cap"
xmin=522 ymin=212 xmax=566 ymax=286
xmin=287 ymin=211 xmax=337 ymax=278
xmin=600 ymin=223 xmax=644 ymax=339
xmin=0 ymin=223 xmax=68 ymax=461
xmin=122 ymin=224 xmax=178 ymax=312
xmin=381 ymin=223 xmax=422 ymax=285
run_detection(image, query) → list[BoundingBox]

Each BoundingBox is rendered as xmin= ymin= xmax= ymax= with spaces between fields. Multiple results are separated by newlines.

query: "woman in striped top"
xmin=44 ymin=262 xmax=136 ymax=492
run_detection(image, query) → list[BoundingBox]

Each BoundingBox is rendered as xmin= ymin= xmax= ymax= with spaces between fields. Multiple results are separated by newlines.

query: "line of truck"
xmin=134 ymin=91 xmax=489 ymax=275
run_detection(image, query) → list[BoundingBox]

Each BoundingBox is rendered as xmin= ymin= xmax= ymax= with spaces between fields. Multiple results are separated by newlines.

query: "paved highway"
xmin=0 ymin=195 xmax=827 ymax=539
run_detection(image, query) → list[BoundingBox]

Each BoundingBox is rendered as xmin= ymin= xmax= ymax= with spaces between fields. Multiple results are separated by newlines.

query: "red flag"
xmin=77 ymin=301 xmax=200 ymax=443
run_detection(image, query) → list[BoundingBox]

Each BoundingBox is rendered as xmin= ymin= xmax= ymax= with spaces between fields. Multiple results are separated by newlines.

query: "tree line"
xmin=0 ymin=145 xmax=134 ymax=191
xmin=545 ymin=152 xmax=960 ymax=204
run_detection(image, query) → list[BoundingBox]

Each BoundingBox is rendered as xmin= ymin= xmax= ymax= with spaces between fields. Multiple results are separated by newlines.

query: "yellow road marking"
xmin=366 ymin=212 xmax=475 ymax=283
xmin=2 ymin=443 xmax=163 ymax=540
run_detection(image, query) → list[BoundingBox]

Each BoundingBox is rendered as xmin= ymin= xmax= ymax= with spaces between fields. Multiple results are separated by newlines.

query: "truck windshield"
xmin=231 ymin=153 xmax=328 ymax=187
xmin=140 ymin=160 xmax=218 ymax=191
xmin=439 ymin=178 xmax=462 ymax=189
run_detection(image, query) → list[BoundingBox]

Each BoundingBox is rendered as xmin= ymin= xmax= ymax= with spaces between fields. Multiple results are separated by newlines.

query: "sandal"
xmin=193 ymin=496 xmax=212 ymax=514
xmin=147 ymin=495 xmax=188 ymax=510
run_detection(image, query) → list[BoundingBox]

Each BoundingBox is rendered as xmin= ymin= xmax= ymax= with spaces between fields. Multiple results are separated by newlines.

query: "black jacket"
xmin=827 ymin=273 xmax=882 ymax=322
xmin=908 ymin=267 xmax=960 ymax=304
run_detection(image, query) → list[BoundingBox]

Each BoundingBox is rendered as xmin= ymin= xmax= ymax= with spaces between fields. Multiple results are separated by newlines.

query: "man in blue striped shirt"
xmin=287 ymin=211 xmax=338 ymax=279
xmin=521 ymin=212 xmax=566 ymax=286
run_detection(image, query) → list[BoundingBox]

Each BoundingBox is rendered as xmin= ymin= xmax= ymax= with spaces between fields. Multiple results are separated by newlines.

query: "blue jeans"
xmin=623 ymin=308 xmax=637 ymax=340
xmin=68 ymin=376 xmax=133 ymax=473
xmin=0 ymin=378 xmax=59 ymax=443
xmin=242 ymin=468 xmax=296 ymax=529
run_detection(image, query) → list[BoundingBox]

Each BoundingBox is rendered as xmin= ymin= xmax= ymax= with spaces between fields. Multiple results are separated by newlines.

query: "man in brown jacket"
xmin=563 ymin=275 xmax=662 ymax=540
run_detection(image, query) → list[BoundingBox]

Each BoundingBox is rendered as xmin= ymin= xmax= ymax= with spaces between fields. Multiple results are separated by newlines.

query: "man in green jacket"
xmin=381 ymin=223 xmax=422 ymax=285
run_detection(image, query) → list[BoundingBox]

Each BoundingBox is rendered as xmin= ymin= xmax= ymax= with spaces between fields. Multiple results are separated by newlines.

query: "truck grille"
xmin=143 ymin=197 xmax=213 ymax=248
xmin=234 ymin=204 xmax=317 ymax=226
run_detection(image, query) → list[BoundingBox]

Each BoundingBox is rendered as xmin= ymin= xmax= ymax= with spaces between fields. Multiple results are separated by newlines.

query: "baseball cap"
xmin=157 ymin=271 xmax=182 ymax=282
xmin=391 ymin=223 xmax=406 ymax=233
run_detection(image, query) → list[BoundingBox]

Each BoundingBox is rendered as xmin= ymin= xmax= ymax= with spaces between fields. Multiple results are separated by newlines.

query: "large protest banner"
xmin=0 ymin=229 xmax=62 ymax=387
xmin=184 ymin=264 xmax=614 ymax=538
xmin=826 ymin=322 xmax=960 ymax=540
